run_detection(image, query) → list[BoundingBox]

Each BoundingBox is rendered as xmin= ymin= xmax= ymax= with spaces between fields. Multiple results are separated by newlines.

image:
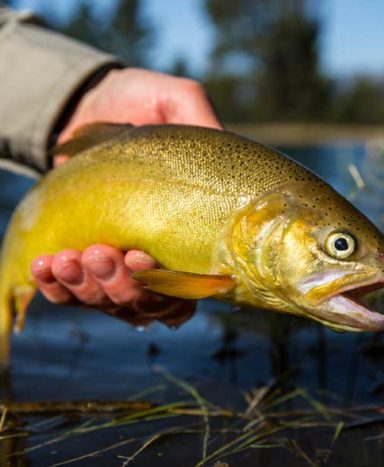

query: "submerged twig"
xmin=0 ymin=400 xmax=154 ymax=414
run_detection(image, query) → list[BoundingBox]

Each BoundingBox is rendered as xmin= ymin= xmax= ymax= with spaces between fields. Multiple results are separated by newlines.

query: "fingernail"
xmin=57 ymin=261 xmax=83 ymax=285
xmin=87 ymin=257 xmax=116 ymax=280
xmin=125 ymin=250 xmax=156 ymax=270
xmin=31 ymin=259 xmax=55 ymax=283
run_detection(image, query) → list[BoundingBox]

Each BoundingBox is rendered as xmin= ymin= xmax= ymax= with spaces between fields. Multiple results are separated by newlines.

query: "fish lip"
xmin=323 ymin=276 xmax=384 ymax=302
xmin=310 ymin=278 xmax=384 ymax=332
xmin=322 ymin=294 xmax=384 ymax=332
xmin=301 ymin=273 xmax=380 ymax=305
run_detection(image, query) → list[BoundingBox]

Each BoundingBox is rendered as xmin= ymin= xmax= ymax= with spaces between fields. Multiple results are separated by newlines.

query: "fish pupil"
xmin=335 ymin=238 xmax=349 ymax=251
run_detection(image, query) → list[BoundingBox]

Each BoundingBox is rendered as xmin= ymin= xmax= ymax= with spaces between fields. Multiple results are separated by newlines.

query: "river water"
xmin=0 ymin=141 xmax=384 ymax=466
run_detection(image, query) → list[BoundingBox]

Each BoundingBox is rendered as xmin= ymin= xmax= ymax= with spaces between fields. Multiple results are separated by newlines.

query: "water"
xmin=1 ymin=143 xmax=384 ymax=466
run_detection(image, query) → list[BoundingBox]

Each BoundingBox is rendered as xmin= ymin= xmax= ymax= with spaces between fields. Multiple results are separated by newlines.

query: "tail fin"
xmin=0 ymin=285 xmax=35 ymax=369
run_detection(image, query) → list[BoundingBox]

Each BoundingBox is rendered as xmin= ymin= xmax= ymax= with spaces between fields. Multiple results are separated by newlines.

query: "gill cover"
xmin=228 ymin=192 xmax=300 ymax=312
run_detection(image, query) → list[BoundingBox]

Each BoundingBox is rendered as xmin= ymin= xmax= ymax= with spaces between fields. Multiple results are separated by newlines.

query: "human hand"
xmin=32 ymin=69 xmax=220 ymax=325
xmin=56 ymin=68 xmax=221 ymax=163
xmin=31 ymin=245 xmax=196 ymax=327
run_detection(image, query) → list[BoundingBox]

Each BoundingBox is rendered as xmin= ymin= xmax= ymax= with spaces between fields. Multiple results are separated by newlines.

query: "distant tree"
xmin=59 ymin=2 xmax=98 ymax=47
xmin=205 ymin=0 xmax=331 ymax=122
xmin=255 ymin=9 xmax=331 ymax=121
xmin=59 ymin=0 xmax=153 ymax=67
xmin=332 ymin=77 xmax=384 ymax=124
xmin=205 ymin=74 xmax=255 ymax=122
xmin=169 ymin=57 xmax=191 ymax=78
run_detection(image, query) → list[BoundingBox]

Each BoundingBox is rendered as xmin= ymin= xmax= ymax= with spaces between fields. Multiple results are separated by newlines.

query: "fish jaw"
xmin=298 ymin=274 xmax=384 ymax=332
xmin=224 ymin=188 xmax=384 ymax=332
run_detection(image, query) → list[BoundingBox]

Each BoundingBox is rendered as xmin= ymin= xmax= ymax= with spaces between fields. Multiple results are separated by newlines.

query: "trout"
xmin=1 ymin=124 xmax=384 ymax=366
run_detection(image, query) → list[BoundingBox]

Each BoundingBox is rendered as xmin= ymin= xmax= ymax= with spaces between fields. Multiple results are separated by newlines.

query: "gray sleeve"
xmin=0 ymin=6 xmax=120 ymax=176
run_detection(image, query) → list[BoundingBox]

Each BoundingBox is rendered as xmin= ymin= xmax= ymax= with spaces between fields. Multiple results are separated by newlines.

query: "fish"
xmin=1 ymin=123 xmax=384 ymax=367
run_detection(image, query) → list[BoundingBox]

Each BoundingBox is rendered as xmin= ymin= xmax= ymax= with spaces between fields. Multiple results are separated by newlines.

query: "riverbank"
xmin=229 ymin=123 xmax=384 ymax=146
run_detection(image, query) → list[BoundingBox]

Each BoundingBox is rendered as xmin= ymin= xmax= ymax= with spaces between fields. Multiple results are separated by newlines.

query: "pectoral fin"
xmin=132 ymin=269 xmax=235 ymax=300
xmin=53 ymin=123 xmax=134 ymax=157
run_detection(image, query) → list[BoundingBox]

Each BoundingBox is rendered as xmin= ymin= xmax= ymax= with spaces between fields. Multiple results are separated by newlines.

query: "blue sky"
xmin=322 ymin=0 xmax=384 ymax=77
xmin=13 ymin=0 xmax=384 ymax=78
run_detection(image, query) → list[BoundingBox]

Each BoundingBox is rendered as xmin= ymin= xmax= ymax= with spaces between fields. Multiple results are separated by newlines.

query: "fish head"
xmin=230 ymin=183 xmax=384 ymax=331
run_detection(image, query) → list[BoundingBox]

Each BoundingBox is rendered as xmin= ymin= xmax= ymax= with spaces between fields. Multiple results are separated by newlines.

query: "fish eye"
xmin=325 ymin=231 xmax=356 ymax=259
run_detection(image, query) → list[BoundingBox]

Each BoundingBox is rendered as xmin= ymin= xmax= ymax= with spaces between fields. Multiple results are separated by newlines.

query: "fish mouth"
xmin=307 ymin=278 xmax=384 ymax=332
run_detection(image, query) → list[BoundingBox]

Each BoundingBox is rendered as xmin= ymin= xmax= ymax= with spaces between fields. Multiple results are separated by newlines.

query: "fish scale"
xmin=1 ymin=124 xmax=384 ymax=367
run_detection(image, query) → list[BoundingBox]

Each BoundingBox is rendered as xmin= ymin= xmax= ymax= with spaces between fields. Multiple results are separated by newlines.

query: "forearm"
xmin=0 ymin=6 xmax=120 ymax=176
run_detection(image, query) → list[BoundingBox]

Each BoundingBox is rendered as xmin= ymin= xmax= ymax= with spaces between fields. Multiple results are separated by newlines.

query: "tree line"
xmin=20 ymin=0 xmax=384 ymax=124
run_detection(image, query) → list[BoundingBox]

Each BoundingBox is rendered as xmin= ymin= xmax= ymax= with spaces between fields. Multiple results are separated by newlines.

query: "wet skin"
xmin=31 ymin=247 xmax=196 ymax=327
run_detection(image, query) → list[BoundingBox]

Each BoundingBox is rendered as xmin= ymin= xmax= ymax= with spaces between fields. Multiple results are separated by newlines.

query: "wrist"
xmin=50 ymin=64 xmax=121 ymax=164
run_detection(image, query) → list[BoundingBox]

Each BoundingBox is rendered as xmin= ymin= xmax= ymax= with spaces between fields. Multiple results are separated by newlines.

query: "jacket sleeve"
xmin=0 ymin=6 xmax=120 ymax=177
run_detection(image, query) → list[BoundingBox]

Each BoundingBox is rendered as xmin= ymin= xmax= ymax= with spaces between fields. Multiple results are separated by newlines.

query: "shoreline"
xmin=228 ymin=123 xmax=384 ymax=146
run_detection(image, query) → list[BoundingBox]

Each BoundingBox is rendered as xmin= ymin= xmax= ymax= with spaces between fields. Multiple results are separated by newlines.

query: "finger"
xmin=164 ymin=79 xmax=222 ymax=129
xmin=124 ymin=250 xmax=188 ymax=312
xmin=51 ymin=249 xmax=107 ymax=305
xmin=82 ymin=245 xmax=151 ymax=306
xmin=124 ymin=250 xmax=197 ymax=323
xmin=31 ymin=255 xmax=76 ymax=304
xmin=124 ymin=249 xmax=157 ymax=271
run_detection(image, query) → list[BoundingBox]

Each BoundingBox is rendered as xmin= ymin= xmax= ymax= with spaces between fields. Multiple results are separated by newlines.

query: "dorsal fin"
xmin=53 ymin=122 xmax=134 ymax=157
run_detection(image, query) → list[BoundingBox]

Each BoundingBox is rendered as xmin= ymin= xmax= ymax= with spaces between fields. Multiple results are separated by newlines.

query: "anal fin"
xmin=132 ymin=269 xmax=235 ymax=300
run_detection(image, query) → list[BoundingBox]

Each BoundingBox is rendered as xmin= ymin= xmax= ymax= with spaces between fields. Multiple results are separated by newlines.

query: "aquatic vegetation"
xmin=1 ymin=369 xmax=384 ymax=466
